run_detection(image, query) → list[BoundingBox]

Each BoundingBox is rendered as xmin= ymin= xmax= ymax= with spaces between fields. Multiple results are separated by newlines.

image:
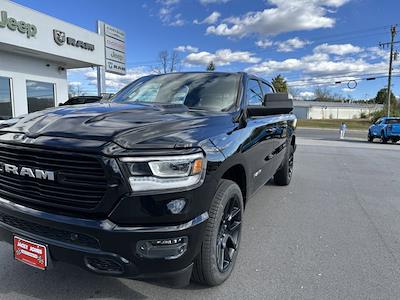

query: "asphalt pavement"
xmin=1 ymin=128 xmax=400 ymax=299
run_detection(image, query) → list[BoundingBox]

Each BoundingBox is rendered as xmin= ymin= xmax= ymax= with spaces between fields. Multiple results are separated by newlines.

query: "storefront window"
xmin=26 ymin=80 xmax=55 ymax=113
xmin=0 ymin=77 xmax=12 ymax=120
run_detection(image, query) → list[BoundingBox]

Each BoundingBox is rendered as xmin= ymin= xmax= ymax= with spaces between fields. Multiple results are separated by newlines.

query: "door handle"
xmin=265 ymin=127 xmax=278 ymax=134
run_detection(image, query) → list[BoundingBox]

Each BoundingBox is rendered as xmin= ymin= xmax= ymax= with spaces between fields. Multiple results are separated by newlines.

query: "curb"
xmin=297 ymin=127 xmax=368 ymax=133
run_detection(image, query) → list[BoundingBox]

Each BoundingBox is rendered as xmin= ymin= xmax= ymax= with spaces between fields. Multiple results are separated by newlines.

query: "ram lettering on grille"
xmin=0 ymin=162 xmax=55 ymax=181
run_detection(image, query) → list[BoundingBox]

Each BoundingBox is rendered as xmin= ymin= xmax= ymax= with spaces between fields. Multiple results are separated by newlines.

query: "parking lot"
xmin=0 ymin=128 xmax=400 ymax=299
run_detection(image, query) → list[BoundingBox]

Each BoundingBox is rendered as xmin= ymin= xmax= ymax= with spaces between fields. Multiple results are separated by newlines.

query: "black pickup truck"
xmin=0 ymin=72 xmax=296 ymax=287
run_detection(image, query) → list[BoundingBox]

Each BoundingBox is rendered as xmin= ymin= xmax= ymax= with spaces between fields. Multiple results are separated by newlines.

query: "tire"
xmin=368 ymin=131 xmax=374 ymax=142
xmin=192 ymin=179 xmax=243 ymax=286
xmin=381 ymin=131 xmax=388 ymax=144
xmin=274 ymin=144 xmax=294 ymax=186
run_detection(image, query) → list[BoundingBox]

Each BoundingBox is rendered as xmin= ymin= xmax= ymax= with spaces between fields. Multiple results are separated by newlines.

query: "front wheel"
xmin=192 ymin=179 xmax=243 ymax=286
xmin=368 ymin=131 xmax=374 ymax=142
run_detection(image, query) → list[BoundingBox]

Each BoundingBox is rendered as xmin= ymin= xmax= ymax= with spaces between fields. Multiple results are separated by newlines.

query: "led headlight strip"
xmin=120 ymin=153 xmax=206 ymax=193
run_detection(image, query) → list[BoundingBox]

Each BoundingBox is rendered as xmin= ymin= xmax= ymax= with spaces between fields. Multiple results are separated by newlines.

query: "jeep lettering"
xmin=0 ymin=10 xmax=37 ymax=38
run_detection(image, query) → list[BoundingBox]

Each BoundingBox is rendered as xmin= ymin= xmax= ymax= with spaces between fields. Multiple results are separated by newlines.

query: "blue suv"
xmin=368 ymin=117 xmax=400 ymax=143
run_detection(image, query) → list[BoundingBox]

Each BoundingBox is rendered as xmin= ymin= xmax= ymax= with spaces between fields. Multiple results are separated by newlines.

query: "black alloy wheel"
xmin=287 ymin=150 xmax=294 ymax=181
xmin=192 ymin=179 xmax=244 ymax=286
xmin=216 ymin=196 xmax=242 ymax=272
xmin=274 ymin=143 xmax=295 ymax=186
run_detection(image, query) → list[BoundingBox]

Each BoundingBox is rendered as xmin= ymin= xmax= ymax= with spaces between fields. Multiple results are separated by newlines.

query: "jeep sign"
xmin=98 ymin=21 xmax=126 ymax=75
xmin=0 ymin=10 xmax=37 ymax=38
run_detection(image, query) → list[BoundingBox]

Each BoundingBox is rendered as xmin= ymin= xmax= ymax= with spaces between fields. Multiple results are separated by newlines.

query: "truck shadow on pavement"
xmin=0 ymin=258 xmax=148 ymax=299
xmin=0 ymin=242 xmax=210 ymax=299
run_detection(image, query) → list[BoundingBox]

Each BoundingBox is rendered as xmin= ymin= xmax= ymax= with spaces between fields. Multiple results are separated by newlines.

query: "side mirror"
xmin=247 ymin=93 xmax=293 ymax=117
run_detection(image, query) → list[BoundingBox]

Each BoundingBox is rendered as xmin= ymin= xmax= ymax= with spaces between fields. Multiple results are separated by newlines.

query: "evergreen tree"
xmin=206 ymin=61 xmax=216 ymax=72
xmin=271 ymin=74 xmax=288 ymax=92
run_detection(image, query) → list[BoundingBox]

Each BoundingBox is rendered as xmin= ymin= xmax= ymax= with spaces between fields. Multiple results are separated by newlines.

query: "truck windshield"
xmin=112 ymin=73 xmax=240 ymax=112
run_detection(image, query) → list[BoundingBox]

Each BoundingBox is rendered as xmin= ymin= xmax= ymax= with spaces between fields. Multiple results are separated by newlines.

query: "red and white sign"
xmin=14 ymin=236 xmax=47 ymax=270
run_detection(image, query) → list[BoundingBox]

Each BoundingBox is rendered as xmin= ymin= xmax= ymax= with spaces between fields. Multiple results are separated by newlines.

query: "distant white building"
xmin=293 ymin=100 xmax=383 ymax=120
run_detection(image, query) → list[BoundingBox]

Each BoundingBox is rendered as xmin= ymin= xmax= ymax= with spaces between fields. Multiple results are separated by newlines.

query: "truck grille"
xmin=0 ymin=144 xmax=107 ymax=212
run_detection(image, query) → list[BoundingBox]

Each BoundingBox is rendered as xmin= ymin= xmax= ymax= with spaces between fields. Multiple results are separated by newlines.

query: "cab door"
xmin=244 ymin=77 xmax=279 ymax=192
xmin=259 ymin=81 xmax=288 ymax=170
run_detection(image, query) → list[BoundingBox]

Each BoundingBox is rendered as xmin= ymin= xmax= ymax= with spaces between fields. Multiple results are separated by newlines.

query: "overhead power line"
xmin=287 ymin=73 xmax=400 ymax=88
xmin=285 ymin=70 xmax=396 ymax=84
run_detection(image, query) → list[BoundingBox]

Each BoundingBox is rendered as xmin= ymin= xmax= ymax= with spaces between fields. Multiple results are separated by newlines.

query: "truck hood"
xmin=0 ymin=102 xmax=235 ymax=149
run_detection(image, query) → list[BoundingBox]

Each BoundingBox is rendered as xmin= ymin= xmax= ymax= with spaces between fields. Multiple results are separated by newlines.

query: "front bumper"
xmin=0 ymin=196 xmax=208 ymax=281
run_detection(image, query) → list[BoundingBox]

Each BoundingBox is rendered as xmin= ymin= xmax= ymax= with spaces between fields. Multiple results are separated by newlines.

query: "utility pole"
xmin=380 ymin=25 xmax=398 ymax=117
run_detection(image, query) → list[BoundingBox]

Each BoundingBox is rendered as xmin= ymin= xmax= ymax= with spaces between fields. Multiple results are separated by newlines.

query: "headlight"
xmin=120 ymin=153 xmax=206 ymax=193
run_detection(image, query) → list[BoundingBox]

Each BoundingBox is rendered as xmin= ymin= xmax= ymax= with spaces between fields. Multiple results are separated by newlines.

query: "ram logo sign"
xmin=0 ymin=162 xmax=55 ymax=181
xmin=53 ymin=29 xmax=66 ymax=46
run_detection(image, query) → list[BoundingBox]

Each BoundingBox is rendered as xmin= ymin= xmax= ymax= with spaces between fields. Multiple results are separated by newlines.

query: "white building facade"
xmin=293 ymin=101 xmax=383 ymax=120
xmin=0 ymin=0 xmax=105 ymax=120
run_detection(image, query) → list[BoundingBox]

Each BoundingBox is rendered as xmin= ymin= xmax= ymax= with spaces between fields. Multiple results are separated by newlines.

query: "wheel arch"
xmin=220 ymin=163 xmax=248 ymax=207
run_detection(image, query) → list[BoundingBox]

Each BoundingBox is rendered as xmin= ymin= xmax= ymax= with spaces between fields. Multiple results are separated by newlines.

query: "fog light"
xmin=137 ymin=237 xmax=188 ymax=259
xmin=167 ymin=199 xmax=186 ymax=214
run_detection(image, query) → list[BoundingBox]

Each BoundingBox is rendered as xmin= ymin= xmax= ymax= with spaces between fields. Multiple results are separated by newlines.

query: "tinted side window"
xmin=261 ymin=82 xmax=273 ymax=95
xmin=247 ymin=79 xmax=263 ymax=106
xmin=0 ymin=77 xmax=12 ymax=120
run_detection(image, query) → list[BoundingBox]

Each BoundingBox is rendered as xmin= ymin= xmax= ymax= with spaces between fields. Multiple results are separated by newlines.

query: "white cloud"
xmin=174 ymin=45 xmax=199 ymax=53
xmin=199 ymin=0 xmax=231 ymax=4
xmin=361 ymin=46 xmax=388 ymax=60
xmin=255 ymin=37 xmax=310 ymax=52
xmin=245 ymin=42 xmax=388 ymax=78
xmin=342 ymin=87 xmax=355 ymax=92
xmin=194 ymin=11 xmax=221 ymax=24
xmin=169 ymin=14 xmax=185 ymax=26
xmin=84 ymin=67 xmax=152 ymax=91
xmin=160 ymin=0 xmax=180 ymax=5
xmin=206 ymin=0 xmax=349 ymax=37
xmin=68 ymin=81 xmax=82 ymax=87
xmin=276 ymin=37 xmax=310 ymax=52
xmin=314 ymin=43 xmax=362 ymax=55
xmin=185 ymin=49 xmax=261 ymax=66
xmin=298 ymin=91 xmax=315 ymax=99
xmin=255 ymin=39 xmax=273 ymax=49
xmin=157 ymin=0 xmax=185 ymax=26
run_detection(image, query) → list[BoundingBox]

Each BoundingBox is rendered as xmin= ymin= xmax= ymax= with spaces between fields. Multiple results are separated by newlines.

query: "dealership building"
xmin=0 ymin=0 xmax=107 ymax=120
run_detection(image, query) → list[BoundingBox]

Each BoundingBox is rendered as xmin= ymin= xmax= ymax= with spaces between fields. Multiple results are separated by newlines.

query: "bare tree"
xmin=313 ymin=86 xmax=346 ymax=102
xmin=154 ymin=50 xmax=180 ymax=74
xmin=68 ymin=83 xmax=81 ymax=98
xmin=288 ymin=87 xmax=300 ymax=99
xmin=170 ymin=51 xmax=179 ymax=73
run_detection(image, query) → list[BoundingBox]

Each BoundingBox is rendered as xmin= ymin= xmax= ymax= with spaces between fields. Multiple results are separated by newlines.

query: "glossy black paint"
xmin=0 ymin=72 xmax=296 ymax=281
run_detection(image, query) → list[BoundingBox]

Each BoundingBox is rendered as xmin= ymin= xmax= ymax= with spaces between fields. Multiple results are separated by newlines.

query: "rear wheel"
xmin=381 ymin=131 xmax=388 ymax=144
xmin=274 ymin=144 xmax=294 ymax=186
xmin=192 ymin=179 xmax=243 ymax=286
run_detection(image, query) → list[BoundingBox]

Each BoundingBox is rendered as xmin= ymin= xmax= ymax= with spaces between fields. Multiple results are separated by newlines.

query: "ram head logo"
xmin=53 ymin=30 xmax=66 ymax=46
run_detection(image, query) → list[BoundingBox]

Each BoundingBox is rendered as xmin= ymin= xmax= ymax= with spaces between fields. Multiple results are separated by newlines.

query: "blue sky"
xmin=13 ymin=0 xmax=400 ymax=100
